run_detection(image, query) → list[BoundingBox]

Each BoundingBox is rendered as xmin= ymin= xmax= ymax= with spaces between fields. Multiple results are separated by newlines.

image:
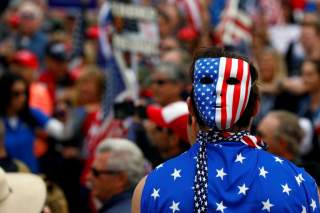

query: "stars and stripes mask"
xmin=193 ymin=57 xmax=251 ymax=130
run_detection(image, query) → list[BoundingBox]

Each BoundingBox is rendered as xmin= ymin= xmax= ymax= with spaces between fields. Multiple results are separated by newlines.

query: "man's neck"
xmin=161 ymin=147 xmax=181 ymax=160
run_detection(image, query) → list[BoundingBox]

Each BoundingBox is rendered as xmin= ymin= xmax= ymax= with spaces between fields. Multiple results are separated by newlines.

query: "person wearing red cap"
xmin=11 ymin=50 xmax=53 ymax=116
xmin=145 ymin=101 xmax=190 ymax=161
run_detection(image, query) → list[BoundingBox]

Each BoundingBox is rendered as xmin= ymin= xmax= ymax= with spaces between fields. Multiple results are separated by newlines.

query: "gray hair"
xmin=270 ymin=110 xmax=304 ymax=157
xmin=96 ymin=138 xmax=146 ymax=189
xmin=154 ymin=62 xmax=187 ymax=83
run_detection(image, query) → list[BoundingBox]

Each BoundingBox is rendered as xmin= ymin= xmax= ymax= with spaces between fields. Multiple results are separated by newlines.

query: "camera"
xmin=113 ymin=100 xmax=147 ymax=120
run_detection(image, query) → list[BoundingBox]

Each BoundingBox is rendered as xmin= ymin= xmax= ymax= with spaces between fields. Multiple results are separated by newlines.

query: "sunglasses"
xmin=90 ymin=167 xmax=119 ymax=177
xmin=151 ymin=79 xmax=172 ymax=86
xmin=12 ymin=90 xmax=26 ymax=98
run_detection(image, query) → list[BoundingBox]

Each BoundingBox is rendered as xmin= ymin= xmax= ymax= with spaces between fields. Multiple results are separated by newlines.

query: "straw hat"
xmin=0 ymin=167 xmax=46 ymax=213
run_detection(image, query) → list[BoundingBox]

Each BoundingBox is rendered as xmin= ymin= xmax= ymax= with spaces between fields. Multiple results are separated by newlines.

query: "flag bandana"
xmin=193 ymin=57 xmax=251 ymax=130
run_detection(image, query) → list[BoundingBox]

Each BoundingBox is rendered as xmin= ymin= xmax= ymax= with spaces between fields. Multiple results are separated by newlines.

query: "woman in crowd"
xmin=252 ymin=47 xmax=287 ymax=128
xmin=297 ymin=59 xmax=320 ymax=161
xmin=298 ymin=59 xmax=320 ymax=129
xmin=0 ymin=72 xmax=64 ymax=173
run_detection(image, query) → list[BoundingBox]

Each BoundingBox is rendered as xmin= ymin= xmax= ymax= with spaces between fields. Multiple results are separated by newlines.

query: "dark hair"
xmin=0 ymin=72 xmax=39 ymax=129
xmin=189 ymin=47 xmax=259 ymax=129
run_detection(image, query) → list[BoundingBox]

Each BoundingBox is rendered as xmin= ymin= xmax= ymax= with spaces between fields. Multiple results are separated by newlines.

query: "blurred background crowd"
xmin=0 ymin=0 xmax=320 ymax=212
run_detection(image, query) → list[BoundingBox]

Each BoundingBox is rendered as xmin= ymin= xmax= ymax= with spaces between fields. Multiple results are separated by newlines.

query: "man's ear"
xmin=187 ymin=97 xmax=195 ymax=117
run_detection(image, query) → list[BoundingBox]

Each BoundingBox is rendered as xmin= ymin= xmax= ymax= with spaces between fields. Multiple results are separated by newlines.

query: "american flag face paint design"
xmin=193 ymin=57 xmax=251 ymax=130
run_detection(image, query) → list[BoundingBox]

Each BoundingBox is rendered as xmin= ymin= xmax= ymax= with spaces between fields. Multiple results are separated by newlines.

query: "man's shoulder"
xmin=257 ymin=151 xmax=317 ymax=190
xmin=100 ymin=193 xmax=132 ymax=213
xmin=148 ymin=149 xmax=196 ymax=177
xmin=101 ymin=199 xmax=131 ymax=213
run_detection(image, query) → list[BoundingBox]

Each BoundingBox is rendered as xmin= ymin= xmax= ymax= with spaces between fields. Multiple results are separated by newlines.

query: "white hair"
xmin=19 ymin=1 xmax=43 ymax=20
xmin=96 ymin=138 xmax=146 ymax=189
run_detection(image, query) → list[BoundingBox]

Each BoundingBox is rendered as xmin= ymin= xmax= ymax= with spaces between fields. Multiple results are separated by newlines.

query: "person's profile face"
xmin=256 ymin=114 xmax=282 ymax=157
xmin=9 ymin=80 xmax=27 ymax=113
xmin=193 ymin=57 xmax=251 ymax=129
xmin=302 ymin=61 xmax=320 ymax=93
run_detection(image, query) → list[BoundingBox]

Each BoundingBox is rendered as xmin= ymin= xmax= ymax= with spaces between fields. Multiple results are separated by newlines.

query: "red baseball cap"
xmin=147 ymin=101 xmax=189 ymax=143
xmin=13 ymin=50 xmax=39 ymax=70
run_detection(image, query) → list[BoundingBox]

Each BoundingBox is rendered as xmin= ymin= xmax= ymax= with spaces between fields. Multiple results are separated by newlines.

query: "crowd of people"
xmin=0 ymin=0 xmax=319 ymax=212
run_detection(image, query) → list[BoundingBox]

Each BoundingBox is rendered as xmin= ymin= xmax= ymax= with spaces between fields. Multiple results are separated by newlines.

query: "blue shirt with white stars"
xmin=141 ymin=141 xmax=320 ymax=213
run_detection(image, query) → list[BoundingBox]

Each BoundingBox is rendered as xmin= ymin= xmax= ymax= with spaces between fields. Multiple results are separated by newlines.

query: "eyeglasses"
xmin=151 ymin=79 xmax=172 ymax=86
xmin=90 ymin=167 xmax=119 ymax=177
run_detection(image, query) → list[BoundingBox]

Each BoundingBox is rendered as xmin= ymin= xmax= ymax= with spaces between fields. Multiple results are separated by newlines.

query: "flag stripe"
xmin=220 ymin=57 xmax=233 ymax=129
xmin=230 ymin=59 xmax=244 ymax=126
xmin=242 ymin=135 xmax=256 ymax=148
xmin=236 ymin=61 xmax=249 ymax=120
xmin=215 ymin=58 xmax=226 ymax=129
xmin=240 ymin=62 xmax=251 ymax=115
xmin=225 ymin=58 xmax=238 ymax=129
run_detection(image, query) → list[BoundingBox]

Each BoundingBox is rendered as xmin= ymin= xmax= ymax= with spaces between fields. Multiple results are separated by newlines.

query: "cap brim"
xmin=146 ymin=105 xmax=167 ymax=128
xmin=0 ymin=173 xmax=46 ymax=213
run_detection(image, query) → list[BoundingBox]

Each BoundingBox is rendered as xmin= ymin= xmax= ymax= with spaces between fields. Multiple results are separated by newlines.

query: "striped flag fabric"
xmin=218 ymin=0 xmax=253 ymax=45
xmin=170 ymin=0 xmax=203 ymax=32
xmin=98 ymin=1 xmax=127 ymax=119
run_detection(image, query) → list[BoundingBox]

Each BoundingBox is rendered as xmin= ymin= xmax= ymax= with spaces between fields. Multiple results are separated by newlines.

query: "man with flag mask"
xmin=132 ymin=47 xmax=319 ymax=213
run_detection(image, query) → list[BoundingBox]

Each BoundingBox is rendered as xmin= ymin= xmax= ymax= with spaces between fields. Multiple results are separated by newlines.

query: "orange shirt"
xmin=29 ymin=82 xmax=53 ymax=116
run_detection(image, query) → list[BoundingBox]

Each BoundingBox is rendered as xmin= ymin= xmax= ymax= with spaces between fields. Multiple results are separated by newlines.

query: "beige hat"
xmin=0 ymin=167 xmax=46 ymax=213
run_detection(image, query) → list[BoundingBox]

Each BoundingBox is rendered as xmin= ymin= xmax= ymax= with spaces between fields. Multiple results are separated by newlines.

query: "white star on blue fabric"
xmin=301 ymin=205 xmax=307 ymax=213
xmin=156 ymin=163 xmax=163 ymax=170
xmin=281 ymin=183 xmax=292 ymax=195
xmin=169 ymin=200 xmax=180 ymax=213
xmin=151 ymin=188 xmax=160 ymax=200
xmin=216 ymin=201 xmax=227 ymax=213
xmin=262 ymin=199 xmax=274 ymax=212
xmin=295 ymin=173 xmax=305 ymax=186
xmin=311 ymin=199 xmax=317 ymax=211
xmin=259 ymin=167 xmax=268 ymax=178
xmin=238 ymin=183 xmax=249 ymax=195
xmin=274 ymin=156 xmax=284 ymax=164
xmin=171 ymin=168 xmax=182 ymax=181
xmin=216 ymin=168 xmax=227 ymax=180
xmin=235 ymin=153 xmax=246 ymax=164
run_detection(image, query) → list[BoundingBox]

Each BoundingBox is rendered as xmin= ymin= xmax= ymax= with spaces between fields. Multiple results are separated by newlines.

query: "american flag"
xmin=170 ymin=0 xmax=203 ymax=32
xmin=80 ymin=1 xmax=129 ymax=183
xmin=140 ymin=131 xmax=320 ymax=212
xmin=217 ymin=0 xmax=253 ymax=45
xmin=98 ymin=1 xmax=127 ymax=119
xmin=193 ymin=57 xmax=251 ymax=130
